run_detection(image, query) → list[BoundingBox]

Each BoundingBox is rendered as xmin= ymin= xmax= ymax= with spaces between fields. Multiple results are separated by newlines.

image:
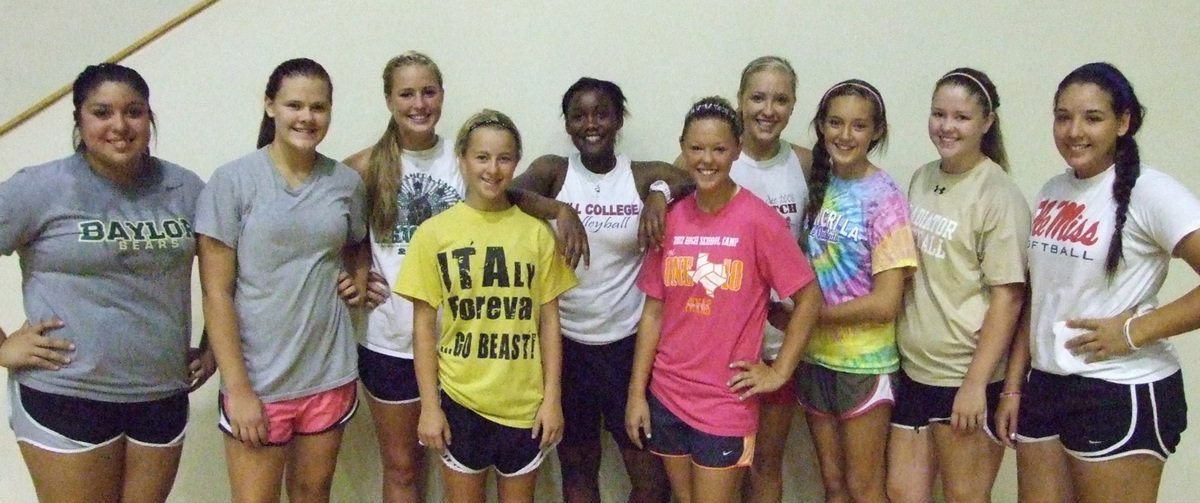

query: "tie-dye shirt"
xmin=804 ymin=168 xmax=917 ymax=374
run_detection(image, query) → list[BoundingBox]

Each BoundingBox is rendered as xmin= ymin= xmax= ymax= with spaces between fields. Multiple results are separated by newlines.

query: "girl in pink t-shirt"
xmin=625 ymin=96 xmax=821 ymax=503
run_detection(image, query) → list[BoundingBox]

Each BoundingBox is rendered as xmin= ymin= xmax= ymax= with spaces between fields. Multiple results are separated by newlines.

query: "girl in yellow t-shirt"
xmin=394 ymin=110 xmax=577 ymax=503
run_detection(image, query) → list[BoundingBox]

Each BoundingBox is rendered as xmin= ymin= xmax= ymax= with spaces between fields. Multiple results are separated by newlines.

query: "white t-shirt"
xmin=554 ymin=154 xmax=644 ymax=344
xmin=729 ymin=141 xmax=808 ymax=360
xmin=362 ymin=138 xmax=463 ymax=357
xmin=1028 ymin=164 xmax=1200 ymax=384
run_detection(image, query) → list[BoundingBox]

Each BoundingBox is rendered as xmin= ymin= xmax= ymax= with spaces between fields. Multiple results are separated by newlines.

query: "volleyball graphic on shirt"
xmin=691 ymin=252 xmax=727 ymax=297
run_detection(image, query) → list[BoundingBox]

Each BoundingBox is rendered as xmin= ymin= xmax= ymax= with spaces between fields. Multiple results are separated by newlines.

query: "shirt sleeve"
xmin=0 ymin=168 xmax=42 ymax=255
xmin=979 ymin=180 xmax=1031 ymax=286
xmin=534 ymin=220 xmax=578 ymax=305
xmin=636 ymin=244 xmax=666 ymax=300
xmin=193 ymin=166 xmax=244 ymax=249
xmin=394 ymin=222 xmax=444 ymax=307
xmin=1131 ymin=169 xmax=1200 ymax=255
xmin=869 ymin=178 xmax=919 ymax=275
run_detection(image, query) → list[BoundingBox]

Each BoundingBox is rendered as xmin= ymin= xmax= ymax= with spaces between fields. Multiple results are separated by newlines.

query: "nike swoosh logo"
xmin=722 ymin=450 xmax=735 ymax=456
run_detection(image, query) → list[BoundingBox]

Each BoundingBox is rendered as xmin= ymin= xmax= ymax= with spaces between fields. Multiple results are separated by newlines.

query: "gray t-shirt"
xmin=0 ymin=153 xmax=203 ymax=402
xmin=195 ymin=148 xmax=366 ymax=402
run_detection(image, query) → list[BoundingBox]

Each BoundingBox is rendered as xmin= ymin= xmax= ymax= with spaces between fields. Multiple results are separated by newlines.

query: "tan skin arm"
xmin=996 ymin=293 xmax=1032 ymax=448
xmin=819 ymin=267 xmax=909 ymax=325
xmin=1065 ymin=229 xmax=1200 ymax=360
xmin=335 ymin=151 xmax=388 ymax=308
xmin=729 ymin=280 xmax=822 ymax=399
xmin=198 ymin=235 xmax=269 ymax=446
xmin=625 ymin=296 xmax=663 ymax=449
xmin=411 ymin=299 xmax=450 ymax=452
xmin=792 ymin=143 xmax=814 ymax=181
xmin=0 ymin=320 xmax=71 ymax=371
xmin=951 ymin=282 xmax=1024 ymax=433
xmin=532 ymin=299 xmax=564 ymax=449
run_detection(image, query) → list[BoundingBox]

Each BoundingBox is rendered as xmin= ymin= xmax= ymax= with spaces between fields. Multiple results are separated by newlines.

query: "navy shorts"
xmin=439 ymin=391 xmax=548 ymax=477
xmin=646 ymin=393 xmax=754 ymax=469
xmin=10 ymin=381 xmax=187 ymax=453
xmin=358 ymin=345 xmax=420 ymax=404
xmin=561 ymin=335 xmax=638 ymax=450
xmin=890 ymin=370 xmax=1002 ymax=441
xmin=1017 ymin=369 xmax=1187 ymax=461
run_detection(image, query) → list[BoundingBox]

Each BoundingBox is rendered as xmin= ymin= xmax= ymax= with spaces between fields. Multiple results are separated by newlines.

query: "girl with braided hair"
xmin=796 ymin=79 xmax=917 ymax=503
xmin=1002 ymin=62 xmax=1200 ymax=503
xmin=888 ymin=68 xmax=1030 ymax=503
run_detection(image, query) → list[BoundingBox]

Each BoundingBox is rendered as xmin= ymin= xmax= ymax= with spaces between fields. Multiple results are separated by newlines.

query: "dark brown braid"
xmin=1107 ymin=136 xmax=1141 ymax=273
xmin=1055 ymin=62 xmax=1145 ymax=275
xmin=802 ymin=79 xmax=889 ymax=240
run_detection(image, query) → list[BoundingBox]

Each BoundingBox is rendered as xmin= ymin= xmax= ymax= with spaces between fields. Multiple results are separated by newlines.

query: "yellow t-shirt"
xmin=395 ymin=203 xmax=577 ymax=427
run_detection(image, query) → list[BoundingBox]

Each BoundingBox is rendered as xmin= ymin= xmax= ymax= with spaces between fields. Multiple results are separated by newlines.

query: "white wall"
xmin=2 ymin=1 xmax=1199 ymax=501
xmin=0 ymin=0 xmax=200 ymax=128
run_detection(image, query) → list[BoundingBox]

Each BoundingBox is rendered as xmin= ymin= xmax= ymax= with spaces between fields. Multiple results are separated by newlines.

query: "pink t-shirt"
xmin=637 ymin=189 xmax=815 ymax=436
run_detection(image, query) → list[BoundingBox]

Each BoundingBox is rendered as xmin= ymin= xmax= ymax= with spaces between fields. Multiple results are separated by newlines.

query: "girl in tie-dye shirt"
xmin=796 ymin=79 xmax=917 ymax=503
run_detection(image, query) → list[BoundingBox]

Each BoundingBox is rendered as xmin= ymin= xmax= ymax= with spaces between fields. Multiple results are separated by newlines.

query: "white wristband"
xmin=1123 ymin=315 xmax=1140 ymax=350
xmin=649 ymin=180 xmax=672 ymax=203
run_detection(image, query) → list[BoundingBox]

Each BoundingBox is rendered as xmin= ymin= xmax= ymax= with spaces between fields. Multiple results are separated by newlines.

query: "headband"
xmin=689 ymin=101 xmax=737 ymax=122
xmin=941 ymin=71 xmax=994 ymax=112
xmin=820 ymin=81 xmax=885 ymax=116
xmin=467 ymin=118 xmax=511 ymax=135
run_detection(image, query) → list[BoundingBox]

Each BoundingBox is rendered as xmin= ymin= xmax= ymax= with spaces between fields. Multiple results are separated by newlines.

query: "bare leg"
xmin=497 ymin=469 xmax=540 ymax=503
xmin=18 ymin=439 xmax=124 ymax=503
xmin=284 ymin=428 xmax=345 ymax=503
xmin=559 ymin=431 xmax=603 ymax=503
xmin=440 ymin=465 xmax=487 ymax=503
xmin=367 ymin=398 xmax=426 ymax=502
xmin=745 ymin=400 xmax=793 ymax=503
xmin=806 ymin=412 xmax=849 ymax=503
xmin=1015 ymin=438 xmax=1073 ymax=503
xmin=661 ymin=455 xmax=695 ymax=503
xmin=929 ymin=423 xmax=1003 ymax=503
xmin=121 ymin=440 xmax=184 ymax=503
xmin=693 ymin=464 xmax=747 ymax=503
xmin=223 ymin=435 xmax=287 ymax=503
xmin=618 ymin=442 xmax=671 ymax=503
xmin=1070 ymin=454 xmax=1164 ymax=503
xmin=886 ymin=426 xmax=935 ymax=503
xmin=838 ymin=405 xmax=890 ymax=503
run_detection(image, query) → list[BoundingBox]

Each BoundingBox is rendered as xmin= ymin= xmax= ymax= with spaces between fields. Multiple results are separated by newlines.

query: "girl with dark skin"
xmin=512 ymin=77 xmax=690 ymax=503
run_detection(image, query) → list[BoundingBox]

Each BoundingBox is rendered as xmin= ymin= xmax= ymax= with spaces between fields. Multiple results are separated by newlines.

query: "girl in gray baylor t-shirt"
xmin=0 ymin=153 xmax=204 ymax=401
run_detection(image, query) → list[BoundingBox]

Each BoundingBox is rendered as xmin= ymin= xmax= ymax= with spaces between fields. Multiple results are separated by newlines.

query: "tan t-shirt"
xmin=898 ymin=159 xmax=1030 ymax=386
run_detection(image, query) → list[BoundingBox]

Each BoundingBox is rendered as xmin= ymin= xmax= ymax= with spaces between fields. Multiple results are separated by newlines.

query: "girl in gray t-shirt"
xmin=196 ymin=58 xmax=367 ymax=503
xmin=0 ymin=64 xmax=212 ymax=503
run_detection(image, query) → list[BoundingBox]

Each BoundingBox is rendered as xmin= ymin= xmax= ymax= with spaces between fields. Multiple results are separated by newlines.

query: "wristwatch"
xmin=649 ymin=180 xmax=672 ymax=203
